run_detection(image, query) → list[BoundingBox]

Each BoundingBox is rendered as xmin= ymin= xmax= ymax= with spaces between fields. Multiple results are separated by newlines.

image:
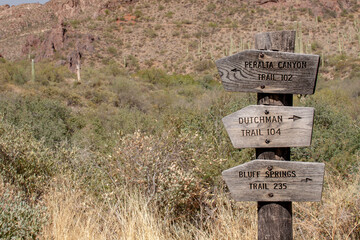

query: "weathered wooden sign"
xmin=215 ymin=50 xmax=320 ymax=94
xmin=222 ymin=105 xmax=314 ymax=148
xmin=222 ymin=160 xmax=325 ymax=202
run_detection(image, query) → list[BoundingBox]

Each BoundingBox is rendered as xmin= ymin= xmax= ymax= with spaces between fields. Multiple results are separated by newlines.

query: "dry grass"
xmin=41 ymin=168 xmax=360 ymax=240
xmin=293 ymin=169 xmax=360 ymax=240
xmin=41 ymin=182 xmax=175 ymax=240
xmin=40 ymin=180 xmax=257 ymax=240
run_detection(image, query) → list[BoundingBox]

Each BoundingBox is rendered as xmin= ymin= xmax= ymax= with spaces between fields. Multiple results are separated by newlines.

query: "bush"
xmin=125 ymin=55 xmax=139 ymax=71
xmin=0 ymin=121 xmax=57 ymax=196
xmin=112 ymin=75 xmax=151 ymax=112
xmin=0 ymin=188 xmax=46 ymax=239
xmin=113 ymin=131 xmax=204 ymax=218
xmin=292 ymin=92 xmax=360 ymax=176
xmin=165 ymin=11 xmax=174 ymax=18
xmin=0 ymin=94 xmax=77 ymax=147
xmin=144 ymin=28 xmax=157 ymax=38
xmin=0 ymin=60 xmax=29 ymax=84
xmin=107 ymin=46 xmax=118 ymax=55
xmin=35 ymin=62 xmax=69 ymax=84
xmin=206 ymin=3 xmax=216 ymax=12
xmin=138 ymin=68 xmax=195 ymax=86
xmin=194 ymin=60 xmax=215 ymax=72
xmin=138 ymin=68 xmax=168 ymax=84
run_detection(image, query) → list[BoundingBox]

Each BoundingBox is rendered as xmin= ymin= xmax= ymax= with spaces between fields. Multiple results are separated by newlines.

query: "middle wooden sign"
xmin=222 ymin=105 xmax=314 ymax=148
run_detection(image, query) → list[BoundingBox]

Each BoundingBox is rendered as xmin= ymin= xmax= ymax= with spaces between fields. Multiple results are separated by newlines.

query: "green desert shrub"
xmin=0 ymin=121 xmax=57 ymax=196
xmin=206 ymin=3 xmax=216 ymax=12
xmin=138 ymin=68 xmax=195 ymax=86
xmin=125 ymin=55 xmax=140 ymax=71
xmin=0 ymin=60 xmax=29 ymax=84
xmin=112 ymin=75 xmax=151 ymax=112
xmin=194 ymin=60 xmax=215 ymax=72
xmin=0 ymin=188 xmax=46 ymax=239
xmin=144 ymin=28 xmax=157 ymax=38
xmin=107 ymin=46 xmax=118 ymax=55
xmin=104 ymin=61 xmax=125 ymax=77
xmin=35 ymin=62 xmax=69 ymax=84
xmin=292 ymin=92 xmax=360 ymax=176
xmin=0 ymin=94 xmax=78 ymax=147
xmin=0 ymin=115 xmax=109 ymax=199
xmin=138 ymin=68 xmax=168 ymax=85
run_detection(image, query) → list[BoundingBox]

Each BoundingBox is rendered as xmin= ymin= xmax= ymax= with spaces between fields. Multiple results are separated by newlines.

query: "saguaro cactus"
xmin=76 ymin=52 xmax=81 ymax=82
xmin=31 ymin=59 xmax=35 ymax=82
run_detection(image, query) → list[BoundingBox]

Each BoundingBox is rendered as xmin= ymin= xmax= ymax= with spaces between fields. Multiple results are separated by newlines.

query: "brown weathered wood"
xmin=255 ymin=30 xmax=296 ymax=52
xmin=222 ymin=105 xmax=314 ymax=148
xmin=215 ymin=50 xmax=320 ymax=94
xmin=222 ymin=160 xmax=325 ymax=202
xmin=258 ymin=202 xmax=292 ymax=240
xmin=255 ymin=31 xmax=295 ymax=240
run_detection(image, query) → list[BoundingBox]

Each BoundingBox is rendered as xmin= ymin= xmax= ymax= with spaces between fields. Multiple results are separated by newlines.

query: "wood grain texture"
xmin=216 ymin=50 xmax=320 ymax=94
xmin=258 ymin=202 xmax=292 ymax=240
xmin=222 ymin=160 xmax=325 ymax=202
xmin=255 ymin=30 xmax=295 ymax=240
xmin=255 ymin=30 xmax=296 ymax=52
xmin=222 ymin=105 xmax=314 ymax=148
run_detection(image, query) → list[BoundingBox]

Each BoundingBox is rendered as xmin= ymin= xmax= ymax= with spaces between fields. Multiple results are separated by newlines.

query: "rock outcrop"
xmin=22 ymin=19 xmax=98 ymax=72
xmin=67 ymin=34 xmax=97 ymax=71
xmin=22 ymin=22 xmax=67 ymax=59
xmin=0 ymin=5 xmax=10 ymax=12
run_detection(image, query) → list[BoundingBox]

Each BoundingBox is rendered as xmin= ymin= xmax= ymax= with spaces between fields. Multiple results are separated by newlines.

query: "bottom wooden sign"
xmin=222 ymin=160 xmax=325 ymax=202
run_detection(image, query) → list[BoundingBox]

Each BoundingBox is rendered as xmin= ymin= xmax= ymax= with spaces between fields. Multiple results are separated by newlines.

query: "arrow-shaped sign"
xmin=222 ymin=160 xmax=325 ymax=202
xmin=216 ymin=50 xmax=320 ymax=94
xmin=222 ymin=105 xmax=314 ymax=148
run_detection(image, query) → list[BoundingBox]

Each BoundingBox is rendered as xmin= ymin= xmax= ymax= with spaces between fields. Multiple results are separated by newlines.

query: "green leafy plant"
xmin=0 ymin=94 xmax=77 ymax=147
xmin=0 ymin=189 xmax=46 ymax=239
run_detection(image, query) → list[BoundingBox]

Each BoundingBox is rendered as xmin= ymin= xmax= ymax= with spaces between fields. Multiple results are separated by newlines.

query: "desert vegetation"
xmin=0 ymin=0 xmax=359 ymax=239
xmin=0 ymin=50 xmax=359 ymax=239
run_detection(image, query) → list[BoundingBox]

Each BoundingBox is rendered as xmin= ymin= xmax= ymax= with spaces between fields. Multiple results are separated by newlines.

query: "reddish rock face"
xmin=42 ymin=23 xmax=68 ymax=58
xmin=68 ymin=34 xmax=97 ymax=71
xmin=45 ymin=0 xmax=82 ymax=18
xmin=22 ymin=35 xmax=41 ymax=55
xmin=0 ymin=5 xmax=10 ymax=12
xmin=22 ymin=17 xmax=97 ymax=71
xmin=22 ymin=22 xmax=68 ymax=60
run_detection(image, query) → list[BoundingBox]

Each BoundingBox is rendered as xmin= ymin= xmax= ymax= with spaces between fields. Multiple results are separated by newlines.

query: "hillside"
xmin=0 ymin=0 xmax=359 ymax=73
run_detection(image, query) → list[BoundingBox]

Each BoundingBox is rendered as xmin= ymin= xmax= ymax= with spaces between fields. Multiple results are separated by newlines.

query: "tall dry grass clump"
xmin=41 ymin=181 xmax=172 ymax=240
xmin=294 ymin=168 xmax=360 ymax=240
xmin=40 ymin=179 xmax=258 ymax=240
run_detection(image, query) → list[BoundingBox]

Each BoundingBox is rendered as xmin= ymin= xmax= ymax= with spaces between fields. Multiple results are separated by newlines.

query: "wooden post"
xmin=255 ymin=31 xmax=295 ymax=240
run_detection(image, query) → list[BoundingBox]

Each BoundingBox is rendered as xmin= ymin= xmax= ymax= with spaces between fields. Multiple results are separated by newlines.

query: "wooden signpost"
xmin=215 ymin=30 xmax=323 ymax=240
xmin=222 ymin=105 xmax=314 ymax=148
xmin=216 ymin=50 xmax=320 ymax=94
xmin=222 ymin=160 xmax=325 ymax=202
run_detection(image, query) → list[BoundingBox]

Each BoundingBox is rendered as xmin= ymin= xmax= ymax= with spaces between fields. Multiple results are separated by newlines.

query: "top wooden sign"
xmin=216 ymin=50 xmax=320 ymax=94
